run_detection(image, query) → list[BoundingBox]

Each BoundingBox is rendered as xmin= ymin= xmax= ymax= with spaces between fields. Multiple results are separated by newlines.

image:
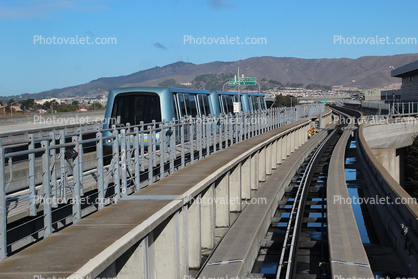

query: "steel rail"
xmin=276 ymin=128 xmax=337 ymax=279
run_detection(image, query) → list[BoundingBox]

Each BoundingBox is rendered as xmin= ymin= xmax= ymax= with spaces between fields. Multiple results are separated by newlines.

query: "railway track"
xmin=251 ymin=126 xmax=345 ymax=278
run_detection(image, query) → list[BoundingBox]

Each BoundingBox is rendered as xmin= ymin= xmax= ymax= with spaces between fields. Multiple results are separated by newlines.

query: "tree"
xmin=20 ymin=98 xmax=35 ymax=111
xmin=89 ymin=103 xmax=103 ymax=110
xmin=261 ymin=78 xmax=267 ymax=82
xmin=42 ymin=101 xmax=50 ymax=110
xmin=7 ymin=99 xmax=15 ymax=107
xmin=269 ymin=80 xmax=283 ymax=87
xmin=158 ymin=78 xmax=176 ymax=87
xmin=273 ymin=94 xmax=298 ymax=108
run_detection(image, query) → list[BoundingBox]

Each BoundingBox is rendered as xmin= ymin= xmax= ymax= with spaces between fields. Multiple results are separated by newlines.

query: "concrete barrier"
xmin=358 ymin=121 xmax=418 ymax=275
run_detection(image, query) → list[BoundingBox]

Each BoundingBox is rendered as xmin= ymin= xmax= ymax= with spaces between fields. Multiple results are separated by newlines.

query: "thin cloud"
xmin=207 ymin=0 xmax=231 ymax=10
xmin=0 ymin=0 xmax=110 ymax=20
xmin=154 ymin=42 xmax=168 ymax=51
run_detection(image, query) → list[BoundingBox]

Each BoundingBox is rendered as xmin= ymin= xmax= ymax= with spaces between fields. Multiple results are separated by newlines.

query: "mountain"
xmin=8 ymin=53 xmax=418 ymax=99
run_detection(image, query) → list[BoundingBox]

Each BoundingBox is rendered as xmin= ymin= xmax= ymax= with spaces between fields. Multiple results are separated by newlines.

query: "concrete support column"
xmin=271 ymin=140 xmax=277 ymax=170
xmin=283 ymin=134 xmax=288 ymax=160
xmin=296 ymin=128 xmax=300 ymax=149
xmin=290 ymin=131 xmax=295 ymax=153
xmin=251 ymin=152 xmax=259 ymax=190
xmin=286 ymin=134 xmax=291 ymax=157
xmin=99 ymin=236 xmax=149 ymax=279
xmin=229 ymin=164 xmax=242 ymax=212
xmin=299 ymin=127 xmax=303 ymax=147
xmin=201 ymin=185 xmax=215 ymax=249
xmin=151 ymin=214 xmax=178 ymax=278
xmin=277 ymin=137 xmax=282 ymax=165
xmin=266 ymin=144 xmax=272 ymax=175
xmin=258 ymin=147 xmax=266 ymax=182
xmin=241 ymin=157 xmax=251 ymax=199
xmin=178 ymin=206 xmax=189 ymax=277
xmin=188 ymin=198 xmax=201 ymax=269
xmin=371 ymin=148 xmax=401 ymax=184
xmin=215 ymin=173 xmax=230 ymax=227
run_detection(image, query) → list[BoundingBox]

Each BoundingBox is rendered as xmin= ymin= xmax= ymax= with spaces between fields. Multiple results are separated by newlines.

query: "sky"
xmin=1 ymin=0 xmax=418 ymax=96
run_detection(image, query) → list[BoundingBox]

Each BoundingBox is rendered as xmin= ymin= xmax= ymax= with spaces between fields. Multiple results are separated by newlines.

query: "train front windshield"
xmin=111 ymin=93 xmax=162 ymax=126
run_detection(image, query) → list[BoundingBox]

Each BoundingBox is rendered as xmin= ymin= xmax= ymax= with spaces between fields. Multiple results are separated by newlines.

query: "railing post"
xmin=140 ymin=122 xmax=145 ymax=172
xmin=59 ymin=130 xmax=67 ymax=203
xmin=213 ymin=116 xmax=217 ymax=153
xmin=41 ymin=140 xmax=53 ymax=236
xmin=206 ymin=116 xmax=211 ymax=155
xmin=147 ymin=126 xmax=153 ymax=186
xmin=198 ymin=117 xmax=203 ymax=160
xmin=96 ymin=130 xmax=105 ymax=210
xmin=229 ymin=114 xmax=233 ymax=146
xmin=133 ymin=127 xmax=140 ymax=191
xmin=181 ymin=119 xmax=185 ymax=168
xmin=28 ymin=134 xmax=37 ymax=215
xmin=170 ymin=121 xmax=175 ymax=174
xmin=151 ymin=120 xmax=157 ymax=168
xmin=125 ymin=123 xmax=133 ymax=176
xmin=190 ymin=117 xmax=195 ymax=165
xmin=71 ymin=136 xmax=81 ymax=224
xmin=120 ymin=129 xmax=128 ymax=197
xmin=77 ymin=128 xmax=84 ymax=196
xmin=112 ymin=129 xmax=121 ymax=201
xmin=218 ymin=115 xmax=223 ymax=151
xmin=0 ymin=139 xmax=7 ymax=260
xmin=224 ymin=114 xmax=229 ymax=148
xmin=49 ymin=132 xmax=58 ymax=209
xmin=159 ymin=123 xmax=165 ymax=180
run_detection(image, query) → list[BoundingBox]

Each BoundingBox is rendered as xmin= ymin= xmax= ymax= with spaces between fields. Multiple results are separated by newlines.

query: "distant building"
xmin=390 ymin=60 xmax=418 ymax=102
xmin=11 ymin=105 xmax=22 ymax=111
xmin=380 ymin=89 xmax=401 ymax=103
xmin=363 ymin=89 xmax=381 ymax=101
xmin=35 ymin=98 xmax=61 ymax=105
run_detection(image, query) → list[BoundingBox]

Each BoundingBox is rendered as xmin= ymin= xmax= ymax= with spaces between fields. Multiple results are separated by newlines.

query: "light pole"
xmin=10 ymin=101 xmax=18 ymax=117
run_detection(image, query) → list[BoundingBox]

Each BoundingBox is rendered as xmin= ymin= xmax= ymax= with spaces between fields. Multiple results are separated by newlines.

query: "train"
xmin=102 ymin=86 xmax=267 ymax=148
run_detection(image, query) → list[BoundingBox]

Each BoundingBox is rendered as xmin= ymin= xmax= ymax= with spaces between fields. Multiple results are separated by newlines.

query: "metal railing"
xmin=0 ymin=104 xmax=324 ymax=261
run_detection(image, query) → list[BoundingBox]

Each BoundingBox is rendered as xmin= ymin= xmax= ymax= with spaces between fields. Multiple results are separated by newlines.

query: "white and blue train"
xmin=102 ymin=86 xmax=267 ymax=147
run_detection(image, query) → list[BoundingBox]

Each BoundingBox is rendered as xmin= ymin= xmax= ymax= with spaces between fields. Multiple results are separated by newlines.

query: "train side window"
xmin=222 ymin=96 xmax=229 ymax=114
xmin=253 ymin=96 xmax=259 ymax=110
xmin=177 ymin=93 xmax=187 ymax=117
xmin=173 ymin=94 xmax=180 ymax=120
xmin=259 ymin=97 xmax=265 ymax=109
xmin=218 ymin=96 xmax=225 ymax=114
xmin=189 ymin=94 xmax=198 ymax=117
xmin=183 ymin=94 xmax=191 ymax=116
xmin=198 ymin=95 xmax=206 ymax=116
xmin=227 ymin=96 xmax=234 ymax=113
xmin=203 ymin=95 xmax=210 ymax=115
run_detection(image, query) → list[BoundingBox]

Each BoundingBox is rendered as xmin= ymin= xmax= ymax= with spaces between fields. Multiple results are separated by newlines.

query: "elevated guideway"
xmin=0 ymin=118 xmax=316 ymax=279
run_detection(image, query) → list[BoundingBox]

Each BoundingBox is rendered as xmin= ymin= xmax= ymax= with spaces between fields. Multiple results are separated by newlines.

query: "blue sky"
xmin=1 ymin=0 xmax=417 ymax=96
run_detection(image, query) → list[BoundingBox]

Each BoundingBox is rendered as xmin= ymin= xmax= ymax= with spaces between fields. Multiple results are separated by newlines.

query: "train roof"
xmin=108 ymin=86 xmax=265 ymax=97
